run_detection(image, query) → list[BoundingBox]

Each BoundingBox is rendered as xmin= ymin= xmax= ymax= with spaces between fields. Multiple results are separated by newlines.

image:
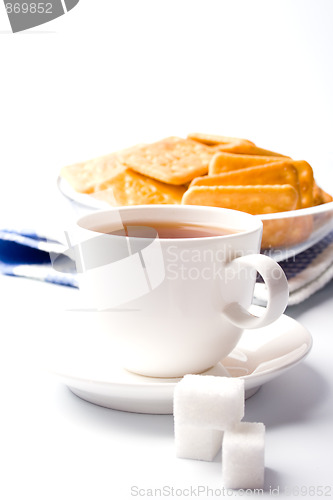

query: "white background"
xmin=1 ymin=0 xmax=333 ymax=222
xmin=0 ymin=2 xmax=333 ymax=500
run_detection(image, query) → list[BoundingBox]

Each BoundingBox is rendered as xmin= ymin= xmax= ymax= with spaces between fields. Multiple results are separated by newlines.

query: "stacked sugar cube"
xmin=173 ymin=374 xmax=265 ymax=490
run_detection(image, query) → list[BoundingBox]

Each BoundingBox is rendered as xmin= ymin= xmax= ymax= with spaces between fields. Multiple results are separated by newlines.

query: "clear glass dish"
xmin=58 ymin=176 xmax=333 ymax=262
xmin=258 ymin=201 xmax=333 ymax=261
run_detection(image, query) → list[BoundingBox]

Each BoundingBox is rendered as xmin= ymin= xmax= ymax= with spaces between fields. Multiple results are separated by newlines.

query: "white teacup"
xmin=68 ymin=205 xmax=289 ymax=378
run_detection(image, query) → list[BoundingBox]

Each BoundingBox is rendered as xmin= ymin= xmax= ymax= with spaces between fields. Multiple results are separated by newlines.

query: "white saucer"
xmin=50 ymin=306 xmax=312 ymax=414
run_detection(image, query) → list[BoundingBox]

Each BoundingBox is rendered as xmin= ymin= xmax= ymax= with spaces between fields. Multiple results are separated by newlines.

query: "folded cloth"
xmin=254 ymin=230 xmax=333 ymax=306
xmin=1 ymin=227 xmax=333 ymax=305
xmin=0 ymin=228 xmax=77 ymax=287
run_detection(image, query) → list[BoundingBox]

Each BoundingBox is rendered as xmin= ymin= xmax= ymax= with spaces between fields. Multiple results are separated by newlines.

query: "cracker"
xmin=313 ymin=181 xmax=323 ymax=206
xmin=313 ymin=184 xmax=333 ymax=205
xmin=190 ymin=161 xmax=300 ymax=196
xmin=187 ymin=132 xmax=255 ymax=147
xmin=60 ymin=154 xmax=125 ymax=193
xmin=209 ymin=152 xmax=290 ymax=175
xmin=182 ymin=185 xmax=299 ymax=214
xmin=188 ymin=133 xmax=287 ymax=156
xmin=319 ymin=188 xmax=333 ymax=204
xmin=208 ymin=156 xmax=313 ymax=208
xmin=261 ymin=216 xmax=313 ymax=249
xmin=91 ymin=168 xmax=186 ymax=206
xmin=214 ymin=143 xmax=288 ymax=157
xmin=293 ymin=161 xmax=314 ymax=208
xmin=117 ymin=136 xmax=215 ymax=185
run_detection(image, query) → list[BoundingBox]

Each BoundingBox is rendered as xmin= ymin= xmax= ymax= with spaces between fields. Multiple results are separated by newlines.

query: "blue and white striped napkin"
xmin=0 ymin=226 xmax=333 ymax=305
xmin=0 ymin=227 xmax=77 ymax=288
xmin=255 ymin=230 xmax=333 ymax=305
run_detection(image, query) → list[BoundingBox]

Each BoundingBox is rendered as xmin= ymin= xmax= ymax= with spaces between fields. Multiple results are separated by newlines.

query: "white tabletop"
xmin=1 ymin=261 xmax=333 ymax=500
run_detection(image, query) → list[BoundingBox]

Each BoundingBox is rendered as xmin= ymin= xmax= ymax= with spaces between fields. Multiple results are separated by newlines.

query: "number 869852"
xmin=5 ymin=3 xmax=53 ymax=14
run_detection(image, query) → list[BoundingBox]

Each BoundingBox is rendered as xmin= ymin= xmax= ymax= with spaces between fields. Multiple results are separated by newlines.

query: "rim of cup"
xmin=76 ymin=205 xmax=263 ymax=242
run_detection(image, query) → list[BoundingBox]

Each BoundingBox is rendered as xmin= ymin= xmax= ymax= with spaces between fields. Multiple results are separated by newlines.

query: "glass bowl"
xmin=58 ymin=176 xmax=333 ymax=262
xmin=258 ymin=201 xmax=333 ymax=261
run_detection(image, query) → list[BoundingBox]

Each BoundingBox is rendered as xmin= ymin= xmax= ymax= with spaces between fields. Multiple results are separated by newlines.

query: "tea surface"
xmin=94 ymin=221 xmax=239 ymax=239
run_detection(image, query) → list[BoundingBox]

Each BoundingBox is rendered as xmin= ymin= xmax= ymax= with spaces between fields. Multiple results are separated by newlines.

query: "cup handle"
xmin=222 ymin=254 xmax=289 ymax=329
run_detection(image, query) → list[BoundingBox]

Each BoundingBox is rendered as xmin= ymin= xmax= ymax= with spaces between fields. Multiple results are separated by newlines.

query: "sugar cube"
xmin=175 ymin=423 xmax=223 ymax=461
xmin=222 ymin=422 xmax=265 ymax=490
xmin=173 ymin=374 xmax=244 ymax=429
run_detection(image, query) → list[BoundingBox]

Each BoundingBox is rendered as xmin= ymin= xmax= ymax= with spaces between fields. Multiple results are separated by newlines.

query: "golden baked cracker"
xmin=209 ymin=152 xmax=291 ymax=175
xmin=91 ymin=168 xmax=186 ymax=206
xmin=208 ymin=156 xmax=313 ymax=208
xmin=117 ymin=137 xmax=215 ymax=185
xmin=60 ymin=154 xmax=125 ymax=194
xmin=293 ymin=161 xmax=314 ymax=208
xmin=313 ymin=181 xmax=333 ymax=205
xmin=319 ymin=189 xmax=333 ymax=204
xmin=261 ymin=216 xmax=313 ymax=249
xmin=214 ymin=142 xmax=288 ymax=157
xmin=187 ymin=132 xmax=255 ymax=147
xmin=188 ymin=133 xmax=288 ymax=156
xmin=313 ymin=181 xmax=323 ymax=206
xmin=190 ymin=161 xmax=300 ymax=190
xmin=182 ymin=185 xmax=299 ymax=214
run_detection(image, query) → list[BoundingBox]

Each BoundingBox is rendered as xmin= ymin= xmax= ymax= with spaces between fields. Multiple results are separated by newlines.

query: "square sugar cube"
xmin=173 ymin=374 xmax=244 ymax=430
xmin=175 ymin=423 xmax=223 ymax=461
xmin=222 ymin=422 xmax=265 ymax=490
